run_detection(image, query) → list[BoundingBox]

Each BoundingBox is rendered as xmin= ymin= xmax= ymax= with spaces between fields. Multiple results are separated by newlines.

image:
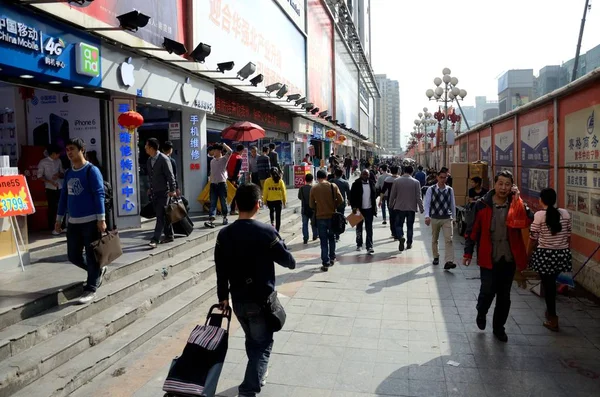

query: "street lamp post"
xmin=414 ymin=108 xmax=436 ymax=168
xmin=425 ymin=68 xmax=467 ymax=167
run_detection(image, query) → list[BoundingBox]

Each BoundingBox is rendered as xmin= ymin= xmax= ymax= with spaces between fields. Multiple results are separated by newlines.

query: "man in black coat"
xmin=350 ymin=169 xmax=378 ymax=254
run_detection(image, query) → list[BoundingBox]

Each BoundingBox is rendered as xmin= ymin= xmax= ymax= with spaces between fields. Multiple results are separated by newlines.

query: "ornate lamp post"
xmin=425 ymin=68 xmax=467 ymax=167
xmin=414 ymin=107 xmax=436 ymax=168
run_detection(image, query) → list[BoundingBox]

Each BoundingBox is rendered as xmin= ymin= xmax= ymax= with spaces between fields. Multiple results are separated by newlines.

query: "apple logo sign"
xmin=181 ymin=77 xmax=192 ymax=103
xmin=119 ymin=57 xmax=135 ymax=87
xmin=62 ymin=94 xmax=69 ymax=103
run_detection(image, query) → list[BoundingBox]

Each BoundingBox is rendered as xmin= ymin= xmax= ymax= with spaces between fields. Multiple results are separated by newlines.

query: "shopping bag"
xmin=506 ymin=197 xmax=528 ymax=229
xmin=91 ymin=231 xmax=123 ymax=267
xmin=346 ymin=212 xmax=364 ymax=228
xmin=166 ymin=198 xmax=187 ymax=224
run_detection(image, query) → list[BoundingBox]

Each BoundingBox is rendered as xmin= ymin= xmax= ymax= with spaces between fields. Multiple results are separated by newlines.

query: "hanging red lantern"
xmin=338 ymin=134 xmax=347 ymax=143
xmin=118 ymin=111 xmax=144 ymax=133
xmin=325 ymin=129 xmax=336 ymax=139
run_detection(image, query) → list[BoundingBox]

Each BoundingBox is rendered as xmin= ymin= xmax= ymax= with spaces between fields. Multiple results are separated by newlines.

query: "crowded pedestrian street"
xmin=65 ymin=213 xmax=600 ymax=397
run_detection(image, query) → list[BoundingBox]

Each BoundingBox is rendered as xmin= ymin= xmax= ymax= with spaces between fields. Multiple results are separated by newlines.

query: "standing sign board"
xmin=0 ymin=174 xmax=34 ymax=271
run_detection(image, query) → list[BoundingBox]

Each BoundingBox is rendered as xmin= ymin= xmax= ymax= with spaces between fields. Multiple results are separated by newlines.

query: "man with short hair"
xmin=228 ymin=144 xmax=245 ymax=215
xmin=146 ymin=138 xmax=177 ymax=247
xmin=389 ymin=165 xmax=424 ymax=251
xmin=161 ymin=141 xmax=180 ymax=196
xmin=56 ymin=138 xmax=107 ymax=305
xmin=248 ymin=145 xmax=259 ymax=185
xmin=332 ymin=167 xmax=350 ymax=241
xmin=205 ymin=142 xmax=232 ymax=228
xmin=268 ymin=143 xmax=280 ymax=172
xmin=298 ymin=173 xmax=317 ymax=244
xmin=376 ymin=164 xmax=390 ymax=225
xmin=414 ymin=165 xmax=426 ymax=187
xmin=257 ymin=146 xmax=271 ymax=188
xmin=380 ymin=165 xmax=400 ymax=239
xmin=343 ymin=154 xmax=353 ymax=179
xmin=468 ymin=176 xmax=488 ymax=202
xmin=310 ymin=170 xmax=344 ymax=271
xmin=424 ymin=170 xmax=457 ymax=270
xmin=350 ymin=169 xmax=378 ymax=254
xmin=38 ymin=144 xmax=65 ymax=235
xmin=215 ymin=184 xmax=296 ymax=397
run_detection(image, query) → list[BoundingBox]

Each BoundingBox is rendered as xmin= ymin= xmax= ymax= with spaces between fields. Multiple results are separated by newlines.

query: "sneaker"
xmin=356 ymin=246 xmax=362 ymax=251
xmin=398 ymin=237 xmax=405 ymax=252
xmin=382 ymin=220 xmax=387 ymax=225
xmin=160 ymin=237 xmax=174 ymax=244
xmin=303 ymin=239 xmax=308 ymax=244
xmin=223 ymin=217 xmax=229 ymax=225
xmin=97 ymin=266 xmax=108 ymax=288
xmin=444 ymin=262 xmax=457 ymax=270
xmin=77 ymin=291 xmax=96 ymax=305
xmin=148 ymin=240 xmax=158 ymax=249
xmin=433 ymin=257 xmax=440 ymax=266
xmin=204 ymin=221 xmax=216 ymax=228
xmin=493 ymin=330 xmax=508 ymax=343
xmin=52 ymin=230 xmax=60 ymax=236
xmin=261 ymin=369 xmax=269 ymax=387
xmin=61 ymin=228 xmax=68 ymax=234
xmin=330 ymin=257 xmax=336 ymax=266
xmin=320 ymin=264 xmax=329 ymax=272
xmin=367 ymin=248 xmax=374 ymax=255
xmin=406 ymin=242 xmax=412 ymax=250
xmin=476 ymin=314 xmax=486 ymax=330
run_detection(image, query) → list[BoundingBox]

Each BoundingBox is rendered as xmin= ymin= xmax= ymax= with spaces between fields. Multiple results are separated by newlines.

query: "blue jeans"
xmin=67 ymin=220 xmax=101 ymax=292
xmin=380 ymin=197 xmax=387 ymax=221
xmin=209 ymin=182 xmax=228 ymax=217
xmin=234 ymin=302 xmax=274 ymax=397
xmin=302 ymin=213 xmax=317 ymax=241
xmin=394 ymin=210 xmax=416 ymax=243
xmin=316 ymin=219 xmax=336 ymax=265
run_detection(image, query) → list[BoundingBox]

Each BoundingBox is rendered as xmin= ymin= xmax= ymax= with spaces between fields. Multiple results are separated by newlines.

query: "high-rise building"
xmin=497 ymin=69 xmax=536 ymax=115
xmin=374 ymin=74 xmax=400 ymax=151
xmin=474 ymin=96 xmax=499 ymax=124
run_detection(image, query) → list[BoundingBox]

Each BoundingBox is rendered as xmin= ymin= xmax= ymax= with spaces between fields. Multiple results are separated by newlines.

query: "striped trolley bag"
xmin=163 ymin=304 xmax=231 ymax=397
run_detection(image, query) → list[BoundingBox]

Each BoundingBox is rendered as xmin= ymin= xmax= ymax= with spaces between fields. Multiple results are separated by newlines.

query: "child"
xmin=262 ymin=168 xmax=287 ymax=232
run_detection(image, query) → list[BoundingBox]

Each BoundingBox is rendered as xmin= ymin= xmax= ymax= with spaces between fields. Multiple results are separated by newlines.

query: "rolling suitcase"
xmin=173 ymin=215 xmax=194 ymax=236
xmin=163 ymin=305 xmax=231 ymax=397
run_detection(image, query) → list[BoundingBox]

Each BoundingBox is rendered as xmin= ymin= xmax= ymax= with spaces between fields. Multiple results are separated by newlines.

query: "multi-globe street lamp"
xmin=413 ymin=108 xmax=436 ymax=167
xmin=425 ymin=68 xmax=467 ymax=167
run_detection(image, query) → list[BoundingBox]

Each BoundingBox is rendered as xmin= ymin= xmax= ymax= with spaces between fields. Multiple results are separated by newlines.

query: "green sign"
xmin=75 ymin=42 xmax=100 ymax=77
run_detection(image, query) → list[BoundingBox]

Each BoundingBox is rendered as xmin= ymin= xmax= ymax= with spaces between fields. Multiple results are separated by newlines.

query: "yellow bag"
xmin=197 ymin=181 xmax=237 ymax=212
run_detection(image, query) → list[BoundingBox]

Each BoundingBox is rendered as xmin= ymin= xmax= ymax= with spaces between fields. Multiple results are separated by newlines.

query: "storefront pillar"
xmin=181 ymin=109 xmax=207 ymax=213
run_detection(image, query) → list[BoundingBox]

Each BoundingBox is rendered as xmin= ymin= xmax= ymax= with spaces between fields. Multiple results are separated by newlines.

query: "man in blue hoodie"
xmin=56 ymin=138 xmax=106 ymax=305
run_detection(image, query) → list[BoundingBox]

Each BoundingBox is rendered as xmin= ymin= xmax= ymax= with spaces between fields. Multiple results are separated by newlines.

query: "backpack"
xmin=85 ymin=165 xmax=113 ymax=210
xmin=330 ymin=184 xmax=346 ymax=235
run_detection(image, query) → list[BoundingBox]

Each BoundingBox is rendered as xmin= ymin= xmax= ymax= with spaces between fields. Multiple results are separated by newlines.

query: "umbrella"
xmin=221 ymin=121 xmax=265 ymax=142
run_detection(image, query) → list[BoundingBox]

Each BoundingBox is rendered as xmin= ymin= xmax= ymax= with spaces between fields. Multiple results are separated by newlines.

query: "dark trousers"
xmin=229 ymin=178 xmax=239 ymax=212
xmin=380 ymin=197 xmax=387 ymax=221
xmin=540 ymin=273 xmax=559 ymax=316
xmin=317 ymin=219 xmax=336 ymax=265
xmin=394 ymin=210 xmax=416 ymax=243
xmin=335 ymin=205 xmax=345 ymax=239
xmin=267 ymin=200 xmax=282 ymax=231
xmin=345 ymin=166 xmax=351 ymax=179
xmin=151 ymin=192 xmax=173 ymax=242
xmin=67 ymin=221 xmax=101 ymax=292
xmin=477 ymin=259 xmax=516 ymax=332
xmin=46 ymin=188 xmax=61 ymax=230
xmin=388 ymin=203 xmax=396 ymax=237
xmin=251 ymin=172 xmax=260 ymax=185
xmin=233 ymin=302 xmax=274 ymax=397
xmin=356 ymin=208 xmax=374 ymax=249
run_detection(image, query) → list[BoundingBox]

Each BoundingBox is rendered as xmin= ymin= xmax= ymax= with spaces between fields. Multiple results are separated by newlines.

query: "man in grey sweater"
xmin=146 ymin=138 xmax=177 ymax=248
xmin=388 ymin=165 xmax=424 ymax=252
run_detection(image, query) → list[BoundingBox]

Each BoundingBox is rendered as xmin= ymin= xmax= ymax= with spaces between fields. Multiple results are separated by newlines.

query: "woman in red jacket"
xmin=463 ymin=170 xmax=533 ymax=343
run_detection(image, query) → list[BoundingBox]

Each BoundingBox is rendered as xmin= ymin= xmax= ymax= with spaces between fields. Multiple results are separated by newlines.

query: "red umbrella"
xmin=221 ymin=121 xmax=265 ymax=142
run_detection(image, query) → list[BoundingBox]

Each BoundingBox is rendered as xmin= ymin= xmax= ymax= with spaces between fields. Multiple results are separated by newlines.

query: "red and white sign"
xmin=0 ymin=175 xmax=35 ymax=218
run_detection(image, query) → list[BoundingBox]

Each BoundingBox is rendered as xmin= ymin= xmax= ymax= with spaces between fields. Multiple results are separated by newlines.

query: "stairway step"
xmin=11 ymin=277 xmax=217 ymax=397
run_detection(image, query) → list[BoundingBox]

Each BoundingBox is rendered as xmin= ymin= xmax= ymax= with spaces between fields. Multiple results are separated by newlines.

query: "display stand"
xmin=9 ymin=216 xmax=26 ymax=271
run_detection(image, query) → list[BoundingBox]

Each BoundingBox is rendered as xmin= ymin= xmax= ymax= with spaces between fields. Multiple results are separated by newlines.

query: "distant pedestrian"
xmin=414 ymin=165 xmax=426 ymax=187
xmin=38 ymin=144 xmax=65 ymax=235
xmin=257 ymin=146 xmax=272 ymax=189
xmin=344 ymin=155 xmax=353 ymax=179
xmin=350 ymin=169 xmax=377 ymax=255
xmin=468 ymin=176 xmax=488 ymax=203
xmin=310 ymin=170 xmax=344 ymax=271
xmin=205 ymin=142 xmax=232 ymax=228
xmin=332 ymin=167 xmax=350 ymax=241
xmin=228 ymin=144 xmax=245 ymax=215
xmin=215 ymin=183 xmax=296 ymax=397
xmin=388 ymin=165 xmax=424 ymax=251
xmin=268 ymin=143 xmax=280 ymax=172
xmin=298 ymin=173 xmax=317 ymax=244
xmin=263 ymin=168 xmax=287 ymax=232
xmin=375 ymin=164 xmax=389 ymax=225
xmin=248 ymin=146 xmax=259 ymax=185
xmin=424 ymin=169 xmax=457 ymax=270
xmin=380 ymin=165 xmax=400 ymax=239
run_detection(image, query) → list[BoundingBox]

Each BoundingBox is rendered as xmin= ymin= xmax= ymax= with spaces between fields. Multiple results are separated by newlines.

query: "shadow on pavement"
xmin=366 ymin=263 xmax=433 ymax=294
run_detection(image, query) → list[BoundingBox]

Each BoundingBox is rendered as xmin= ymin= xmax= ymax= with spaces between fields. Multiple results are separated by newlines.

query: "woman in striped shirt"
xmin=527 ymin=188 xmax=572 ymax=332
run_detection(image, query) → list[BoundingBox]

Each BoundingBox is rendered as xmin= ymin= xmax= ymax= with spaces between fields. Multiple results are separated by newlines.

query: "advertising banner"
xmin=274 ymin=0 xmax=305 ymax=32
xmin=280 ymin=142 xmax=292 ymax=165
xmin=27 ymin=90 xmax=102 ymax=161
xmin=494 ymin=129 xmax=514 ymax=166
xmin=307 ymin=0 xmax=333 ymax=113
xmin=565 ymin=105 xmax=600 ymax=243
xmin=215 ymin=90 xmax=292 ymax=132
xmin=520 ymin=120 xmax=550 ymax=199
xmin=0 ymin=4 xmax=101 ymax=86
xmin=468 ymin=136 xmax=478 ymax=162
xmin=68 ymin=0 xmax=185 ymax=48
xmin=0 ymin=175 xmax=35 ymax=217
xmin=459 ymin=140 xmax=467 ymax=163
xmin=480 ymin=135 xmax=491 ymax=163
xmin=193 ymin=0 xmax=306 ymax=96
xmin=113 ymin=99 xmax=138 ymax=217
xmin=335 ymin=39 xmax=359 ymax=130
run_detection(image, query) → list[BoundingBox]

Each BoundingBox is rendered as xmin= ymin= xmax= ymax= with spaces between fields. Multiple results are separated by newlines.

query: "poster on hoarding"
xmin=480 ymin=136 xmax=491 ymax=163
xmin=565 ymin=105 xmax=600 ymax=243
xmin=459 ymin=141 xmax=467 ymax=163
xmin=494 ymin=130 xmax=514 ymax=166
xmin=521 ymin=120 xmax=550 ymax=166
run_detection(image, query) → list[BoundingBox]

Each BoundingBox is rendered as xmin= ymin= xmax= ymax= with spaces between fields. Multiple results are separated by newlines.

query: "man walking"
xmin=310 ymin=170 xmax=344 ymax=271
xmin=389 ymin=165 xmax=424 ymax=251
xmin=257 ymin=146 xmax=271 ymax=189
xmin=380 ymin=165 xmax=400 ymax=239
xmin=145 ymin=138 xmax=177 ymax=248
xmin=215 ymin=184 xmax=296 ymax=396
xmin=424 ymin=169 xmax=457 ymax=270
xmin=205 ymin=142 xmax=232 ymax=228
xmin=161 ymin=141 xmax=180 ymax=196
xmin=248 ymin=145 xmax=259 ymax=185
xmin=343 ymin=154 xmax=353 ymax=179
xmin=227 ymin=144 xmax=244 ymax=215
xmin=298 ymin=173 xmax=317 ymax=244
xmin=332 ymin=167 xmax=350 ymax=242
xmin=464 ymin=171 xmax=533 ymax=342
xmin=268 ymin=143 xmax=280 ymax=172
xmin=350 ymin=169 xmax=377 ymax=254
xmin=56 ymin=138 xmax=106 ymax=305
xmin=375 ymin=164 xmax=390 ymax=225
xmin=414 ymin=165 xmax=426 ymax=187
xmin=38 ymin=144 xmax=64 ymax=235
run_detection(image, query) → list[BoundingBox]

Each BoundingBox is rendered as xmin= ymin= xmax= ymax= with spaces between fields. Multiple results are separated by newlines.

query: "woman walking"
xmin=528 ymin=188 xmax=572 ymax=331
xmin=263 ymin=168 xmax=287 ymax=232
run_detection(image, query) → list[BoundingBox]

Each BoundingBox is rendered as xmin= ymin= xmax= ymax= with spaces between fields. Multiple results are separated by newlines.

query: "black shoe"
xmin=303 ymin=239 xmax=308 ymax=244
xmin=406 ymin=242 xmax=412 ymax=250
xmin=320 ymin=264 xmax=329 ymax=272
xmin=444 ymin=262 xmax=457 ymax=270
xmin=398 ymin=237 xmax=405 ymax=252
xmin=433 ymin=257 xmax=440 ymax=265
xmin=330 ymin=258 xmax=336 ymax=266
xmin=382 ymin=220 xmax=387 ymax=225
xmin=493 ymin=330 xmax=508 ymax=343
xmin=476 ymin=315 xmax=486 ymax=330
xmin=312 ymin=236 xmax=318 ymax=241
xmin=160 ymin=237 xmax=174 ymax=244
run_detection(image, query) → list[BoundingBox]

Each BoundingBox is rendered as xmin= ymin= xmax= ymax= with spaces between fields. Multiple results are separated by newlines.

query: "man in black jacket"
xmin=215 ymin=184 xmax=295 ymax=396
xmin=350 ymin=169 xmax=378 ymax=254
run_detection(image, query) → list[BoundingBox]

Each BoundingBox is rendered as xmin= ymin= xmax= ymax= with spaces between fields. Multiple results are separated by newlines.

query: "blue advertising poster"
xmin=280 ymin=142 xmax=292 ymax=165
xmin=494 ymin=130 xmax=514 ymax=166
xmin=0 ymin=4 xmax=102 ymax=86
xmin=480 ymin=135 xmax=492 ymax=163
xmin=313 ymin=123 xmax=324 ymax=140
xmin=520 ymin=120 xmax=550 ymax=199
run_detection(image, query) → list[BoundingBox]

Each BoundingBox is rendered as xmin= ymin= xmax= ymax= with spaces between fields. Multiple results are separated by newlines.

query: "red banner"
xmin=0 ymin=175 xmax=35 ymax=218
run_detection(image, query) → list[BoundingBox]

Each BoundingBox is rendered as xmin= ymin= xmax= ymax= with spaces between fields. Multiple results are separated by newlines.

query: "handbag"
xmin=264 ymin=290 xmax=286 ymax=332
xmin=91 ymin=230 xmax=123 ymax=267
xmin=330 ymin=185 xmax=346 ymax=235
xmin=166 ymin=197 xmax=187 ymax=224
xmin=173 ymin=215 xmax=194 ymax=236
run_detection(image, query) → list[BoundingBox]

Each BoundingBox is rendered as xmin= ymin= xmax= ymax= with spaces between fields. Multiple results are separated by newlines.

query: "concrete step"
xmin=0 ymin=202 xmax=301 ymax=331
xmin=0 ymin=211 xmax=301 ymax=361
xmin=0 ymin=213 xmax=303 ymax=397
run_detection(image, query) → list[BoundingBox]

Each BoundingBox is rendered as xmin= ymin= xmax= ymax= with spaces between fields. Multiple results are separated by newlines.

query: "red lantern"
xmin=338 ymin=134 xmax=347 ymax=142
xmin=118 ymin=111 xmax=144 ymax=133
xmin=325 ymin=129 xmax=336 ymax=139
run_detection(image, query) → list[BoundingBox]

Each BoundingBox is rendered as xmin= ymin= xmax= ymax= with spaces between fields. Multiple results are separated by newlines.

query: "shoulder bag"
xmin=330 ymin=184 xmax=347 ymax=235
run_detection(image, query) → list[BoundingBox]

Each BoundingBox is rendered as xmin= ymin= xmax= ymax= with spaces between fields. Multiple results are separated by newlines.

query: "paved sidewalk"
xmin=73 ymin=213 xmax=600 ymax=397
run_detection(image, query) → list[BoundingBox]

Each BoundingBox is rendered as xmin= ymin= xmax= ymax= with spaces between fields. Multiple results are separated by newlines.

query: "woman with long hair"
xmin=262 ymin=168 xmax=287 ymax=232
xmin=528 ymin=188 xmax=572 ymax=331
